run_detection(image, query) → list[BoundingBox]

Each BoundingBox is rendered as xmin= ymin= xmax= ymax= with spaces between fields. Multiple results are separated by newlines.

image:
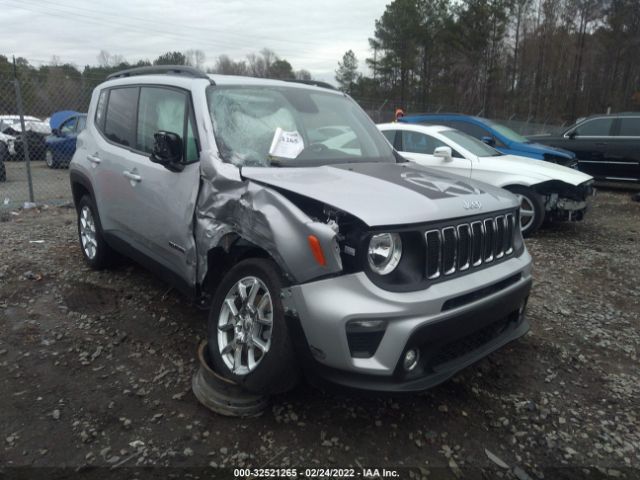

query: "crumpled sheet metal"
xmin=195 ymin=159 xmax=342 ymax=286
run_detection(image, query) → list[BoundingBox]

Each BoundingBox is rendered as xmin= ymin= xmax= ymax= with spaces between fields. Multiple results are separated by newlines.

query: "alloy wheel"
xmin=217 ymin=276 xmax=273 ymax=376
xmin=517 ymin=194 xmax=536 ymax=232
xmin=79 ymin=206 xmax=97 ymax=259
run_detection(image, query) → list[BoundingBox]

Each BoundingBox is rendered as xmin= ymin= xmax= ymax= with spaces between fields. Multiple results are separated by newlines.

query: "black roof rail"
xmin=285 ymin=79 xmax=337 ymax=90
xmin=106 ymin=65 xmax=211 ymax=81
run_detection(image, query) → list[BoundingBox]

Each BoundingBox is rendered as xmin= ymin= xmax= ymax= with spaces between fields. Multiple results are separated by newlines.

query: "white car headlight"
xmin=367 ymin=233 xmax=402 ymax=275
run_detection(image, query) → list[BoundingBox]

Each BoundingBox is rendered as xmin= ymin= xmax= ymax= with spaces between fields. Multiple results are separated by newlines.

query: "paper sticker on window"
xmin=268 ymin=127 xmax=304 ymax=159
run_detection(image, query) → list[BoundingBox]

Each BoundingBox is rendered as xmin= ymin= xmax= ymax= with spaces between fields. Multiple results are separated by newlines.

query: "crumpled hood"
xmin=510 ymin=141 xmax=575 ymax=159
xmin=482 ymin=155 xmax=593 ymax=186
xmin=242 ymin=162 xmax=518 ymax=227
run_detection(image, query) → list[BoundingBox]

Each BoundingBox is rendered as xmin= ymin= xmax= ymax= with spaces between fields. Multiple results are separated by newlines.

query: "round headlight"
xmin=368 ymin=233 xmax=402 ymax=275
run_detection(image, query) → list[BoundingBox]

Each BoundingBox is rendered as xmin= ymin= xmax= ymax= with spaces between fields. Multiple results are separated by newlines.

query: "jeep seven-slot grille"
xmin=425 ymin=213 xmax=516 ymax=279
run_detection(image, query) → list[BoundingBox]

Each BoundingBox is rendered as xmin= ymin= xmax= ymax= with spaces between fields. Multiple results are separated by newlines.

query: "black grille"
xmin=429 ymin=310 xmax=520 ymax=368
xmin=425 ymin=212 xmax=517 ymax=279
xmin=457 ymin=224 xmax=471 ymax=270
xmin=425 ymin=230 xmax=441 ymax=279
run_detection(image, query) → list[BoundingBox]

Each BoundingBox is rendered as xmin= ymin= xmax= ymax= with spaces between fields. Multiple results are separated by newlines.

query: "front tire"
xmin=208 ymin=258 xmax=298 ymax=394
xmin=76 ymin=195 xmax=116 ymax=269
xmin=505 ymin=185 xmax=545 ymax=237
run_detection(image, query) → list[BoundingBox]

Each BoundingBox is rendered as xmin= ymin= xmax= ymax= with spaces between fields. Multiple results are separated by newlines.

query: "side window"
xmin=573 ymin=118 xmax=614 ymax=137
xmin=136 ymin=86 xmax=199 ymax=163
xmin=401 ymin=131 xmax=433 ymax=154
xmin=617 ymin=118 xmax=640 ymax=137
xmin=381 ymin=130 xmax=396 ymax=146
xmin=104 ymin=87 xmax=138 ymax=147
xmin=431 ymin=136 xmax=464 ymax=158
xmin=60 ymin=117 xmax=77 ymax=135
xmin=449 ymin=121 xmax=490 ymax=140
xmin=95 ymin=90 xmax=108 ymax=131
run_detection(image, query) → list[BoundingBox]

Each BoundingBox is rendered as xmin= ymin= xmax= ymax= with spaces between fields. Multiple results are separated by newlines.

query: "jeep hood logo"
xmin=400 ymin=171 xmax=483 ymax=196
xmin=463 ymin=200 xmax=482 ymax=210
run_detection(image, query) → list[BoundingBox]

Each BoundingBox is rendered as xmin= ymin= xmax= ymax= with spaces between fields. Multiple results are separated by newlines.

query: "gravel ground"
xmin=0 ymin=190 xmax=638 ymax=479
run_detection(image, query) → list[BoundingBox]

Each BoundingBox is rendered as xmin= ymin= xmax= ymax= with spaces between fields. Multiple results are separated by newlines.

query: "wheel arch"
xmin=201 ymin=234 xmax=277 ymax=296
xmin=69 ymin=170 xmax=96 ymax=209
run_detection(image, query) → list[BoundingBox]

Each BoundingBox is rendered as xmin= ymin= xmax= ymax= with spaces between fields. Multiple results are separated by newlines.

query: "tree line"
xmin=336 ymin=0 xmax=640 ymax=123
xmin=0 ymin=49 xmax=311 ymax=118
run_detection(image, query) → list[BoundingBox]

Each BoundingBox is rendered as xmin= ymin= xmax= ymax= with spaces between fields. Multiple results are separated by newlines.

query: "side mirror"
xmin=433 ymin=146 xmax=453 ymax=162
xmin=481 ymin=136 xmax=495 ymax=146
xmin=567 ymin=130 xmax=577 ymax=139
xmin=150 ymin=131 xmax=184 ymax=171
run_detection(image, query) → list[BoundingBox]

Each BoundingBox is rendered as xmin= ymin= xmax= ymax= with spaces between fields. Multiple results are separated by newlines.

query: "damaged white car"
xmin=378 ymin=123 xmax=595 ymax=236
xmin=70 ymin=67 xmax=533 ymax=395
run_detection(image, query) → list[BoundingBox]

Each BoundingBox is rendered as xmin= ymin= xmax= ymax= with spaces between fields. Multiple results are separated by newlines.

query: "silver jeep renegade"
xmin=69 ymin=66 xmax=532 ymax=394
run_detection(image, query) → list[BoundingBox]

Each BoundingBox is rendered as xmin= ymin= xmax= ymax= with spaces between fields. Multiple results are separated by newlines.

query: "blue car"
xmin=45 ymin=111 xmax=87 ymax=169
xmin=400 ymin=113 xmax=577 ymax=167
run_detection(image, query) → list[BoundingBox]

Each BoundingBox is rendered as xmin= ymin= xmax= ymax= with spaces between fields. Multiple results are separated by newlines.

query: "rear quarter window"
xmin=94 ymin=90 xmax=108 ymax=131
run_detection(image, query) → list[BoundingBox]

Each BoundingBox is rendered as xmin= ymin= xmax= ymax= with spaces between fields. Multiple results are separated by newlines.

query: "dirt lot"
xmin=1 ymin=190 xmax=639 ymax=479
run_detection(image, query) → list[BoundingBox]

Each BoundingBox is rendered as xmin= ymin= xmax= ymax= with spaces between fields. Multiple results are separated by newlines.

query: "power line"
xmin=0 ymin=0 xmax=348 ymax=62
xmin=16 ymin=0 xmax=331 ymax=48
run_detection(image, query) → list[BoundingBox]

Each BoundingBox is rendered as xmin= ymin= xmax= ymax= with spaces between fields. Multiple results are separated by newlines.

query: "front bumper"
xmin=545 ymin=188 xmax=595 ymax=222
xmin=283 ymin=251 xmax=532 ymax=392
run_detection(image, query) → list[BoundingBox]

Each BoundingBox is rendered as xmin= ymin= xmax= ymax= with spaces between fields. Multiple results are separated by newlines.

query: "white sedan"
xmin=378 ymin=123 xmax=594 ymax=236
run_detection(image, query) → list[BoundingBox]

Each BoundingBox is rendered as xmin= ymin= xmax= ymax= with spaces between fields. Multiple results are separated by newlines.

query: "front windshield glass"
xmin=441 ymin=130 xmax=502 ymax=157
xmin=487 ymin=121 xmax=528 ymax=143
xmin=206 ymin=85 xmax=395 ymax=167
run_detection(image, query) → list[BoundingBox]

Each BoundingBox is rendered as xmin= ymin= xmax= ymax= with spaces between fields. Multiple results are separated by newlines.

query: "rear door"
xmin=564 ymin=117 xmax=615 ymax=179
xmin=398 ymin=129 xmax=472 ymax=177
xmin=92 ymin=86 xmax=140 ymax=237
xmin=605 ymin=116 xmax=640 ymax=183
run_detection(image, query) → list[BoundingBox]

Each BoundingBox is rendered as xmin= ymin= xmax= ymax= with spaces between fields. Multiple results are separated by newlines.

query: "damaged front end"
xmin=534 ymin=179 xmax=595 ymax=222
xmin=194 ymin=170 xmax=347 ymax=292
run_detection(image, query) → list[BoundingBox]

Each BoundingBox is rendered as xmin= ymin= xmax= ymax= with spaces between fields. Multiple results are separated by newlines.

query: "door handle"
xmin=595 ymin=142 xmax=608 ymax=146
xmin=123 ymin=170 xmax=142 ymax=182
xmin=87 ymin=154 xmax=101 ymax=164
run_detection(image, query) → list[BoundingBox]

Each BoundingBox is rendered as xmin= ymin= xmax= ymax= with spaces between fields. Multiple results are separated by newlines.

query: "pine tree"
xmin=335 ymin=50 xmax=359 ymax=93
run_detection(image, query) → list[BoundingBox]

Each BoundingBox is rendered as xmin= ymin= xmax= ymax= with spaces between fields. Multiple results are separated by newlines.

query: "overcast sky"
xmin=0 ymin=0 xmax=388 ymax=83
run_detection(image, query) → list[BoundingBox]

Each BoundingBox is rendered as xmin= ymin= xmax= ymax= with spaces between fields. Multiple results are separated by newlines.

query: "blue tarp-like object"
xmin=49 ymin=110 xmax=78 ymax=130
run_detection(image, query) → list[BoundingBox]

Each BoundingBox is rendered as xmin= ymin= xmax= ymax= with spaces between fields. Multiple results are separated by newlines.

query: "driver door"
xmin=118 ymin=85 xmax=201 ymax=286
xmin=398 ymin=130 xmax=472 ymax=177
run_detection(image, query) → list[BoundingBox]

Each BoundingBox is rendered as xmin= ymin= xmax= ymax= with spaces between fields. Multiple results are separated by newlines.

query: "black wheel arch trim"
xmin=69 ymin=170 xmax=97 ymax=208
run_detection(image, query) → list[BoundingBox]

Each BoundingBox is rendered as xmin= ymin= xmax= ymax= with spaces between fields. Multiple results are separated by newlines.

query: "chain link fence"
xmin=0 ymin=75 xmax=93 ymax=210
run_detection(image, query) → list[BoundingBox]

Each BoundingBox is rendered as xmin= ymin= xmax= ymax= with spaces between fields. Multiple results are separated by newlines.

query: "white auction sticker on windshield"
xmin=268 ymin=127 xmax=304 ymax=159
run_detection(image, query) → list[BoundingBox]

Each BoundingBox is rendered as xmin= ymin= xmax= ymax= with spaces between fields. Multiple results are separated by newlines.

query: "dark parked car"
xmin=45 ymin=112 xmax=87 ymax=169
xmin=399 ymin=113 xmax=578 ymax=167
xmin=531 ymin=113 xmax=640 ymax=183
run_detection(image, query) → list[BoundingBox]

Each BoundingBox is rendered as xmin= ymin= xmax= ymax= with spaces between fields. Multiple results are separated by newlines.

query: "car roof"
xmin=403 ymin=113 xmax=487 ymax=123
xmin=579 ymin=112 xmax=640 ymax=121
xmin=378 ymin=122 xmax=452 ymax=134
xmin=99 ymin=72 xmax=342 ymax=96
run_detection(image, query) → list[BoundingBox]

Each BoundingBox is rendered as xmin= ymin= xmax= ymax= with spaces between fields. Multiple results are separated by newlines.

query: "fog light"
xmin=403 ymin=349 xmax=419 ymax=371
